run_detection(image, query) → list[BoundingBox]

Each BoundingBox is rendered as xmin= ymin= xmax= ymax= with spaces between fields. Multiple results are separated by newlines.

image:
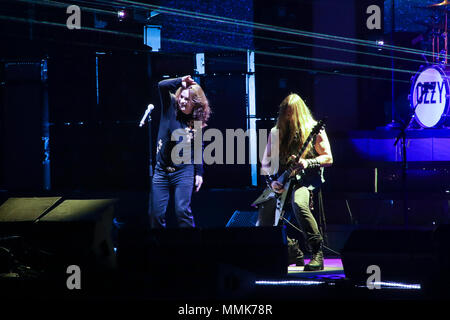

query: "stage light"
xmin=255 ymin=280 xmax=324 ymax=286
xmin=117 ymin=10 xmax=126 ymax=20
xmin=359 ymin=281 xmax=421 ymax=290
xmin=376 ymin=40 xmax=384 ymax=51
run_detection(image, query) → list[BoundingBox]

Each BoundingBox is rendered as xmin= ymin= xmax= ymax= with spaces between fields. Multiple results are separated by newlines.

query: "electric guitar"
xmin=252 ymin=118 xmax=326 ymax=226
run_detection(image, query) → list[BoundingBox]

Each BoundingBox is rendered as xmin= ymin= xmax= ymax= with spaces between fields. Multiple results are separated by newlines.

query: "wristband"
xmin=306 ymin=158 xmax=321 ymax=169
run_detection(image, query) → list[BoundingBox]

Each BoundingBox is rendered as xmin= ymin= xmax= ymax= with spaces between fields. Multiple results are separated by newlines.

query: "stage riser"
xmin=323 ymin=198 xmax=449 ymax=226
xmin=342 ymin=226 xmax=450 ymax=291
xmin=117 ymin=227 xmax=288 ymax=278
xmin=331 ymin=132 xmax=450 ymax=163
xmin=324 ymin=167 xmax=450 ymax=193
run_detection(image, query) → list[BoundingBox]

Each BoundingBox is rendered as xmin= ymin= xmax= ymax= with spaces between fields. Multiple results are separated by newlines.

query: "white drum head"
xmin=411 ymin=66 xmax=448 ymax=128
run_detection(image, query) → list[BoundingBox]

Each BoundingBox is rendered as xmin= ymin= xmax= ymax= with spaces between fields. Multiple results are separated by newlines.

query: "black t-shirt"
xmin=156 ymin=77 xmax=203 ymax=176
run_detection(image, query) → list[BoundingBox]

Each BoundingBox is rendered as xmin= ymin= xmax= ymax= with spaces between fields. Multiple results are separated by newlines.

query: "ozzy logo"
xmin=415 ymin=81 xmax=445 ymax=104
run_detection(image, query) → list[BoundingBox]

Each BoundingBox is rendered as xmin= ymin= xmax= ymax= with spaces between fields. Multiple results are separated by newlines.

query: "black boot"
xmin=287 ymin=237 xmax=305 ymax=266
xmin=304 ymin=241 xmax=324 ymax=271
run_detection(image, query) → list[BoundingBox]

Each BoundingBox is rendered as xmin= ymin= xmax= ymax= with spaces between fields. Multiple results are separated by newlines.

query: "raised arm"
xmin=158 ymin=77 xmax=182 ymax=114
xmin=158 ymin=76 xmax=197 ymax=111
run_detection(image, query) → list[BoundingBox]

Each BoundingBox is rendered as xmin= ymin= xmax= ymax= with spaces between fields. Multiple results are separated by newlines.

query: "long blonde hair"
xmin=276 ymin=93 xmax=317 ymax=163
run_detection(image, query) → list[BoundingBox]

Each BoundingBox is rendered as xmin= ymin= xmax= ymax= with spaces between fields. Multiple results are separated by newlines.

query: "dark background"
xmin=0 ymin=0 xmax=448 ymax=228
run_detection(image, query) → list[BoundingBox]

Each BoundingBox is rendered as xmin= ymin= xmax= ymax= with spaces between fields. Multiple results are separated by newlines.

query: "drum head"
xmin=410 ymin=65 xmax=449 ymax=128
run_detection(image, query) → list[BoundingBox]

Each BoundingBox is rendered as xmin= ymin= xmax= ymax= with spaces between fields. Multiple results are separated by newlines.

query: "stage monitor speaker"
xmin=118 ymin=226 xmax=287 ymax=277
xmin=0 ymin=198 xmax=117 ymax=271
xmin=0 ymin=197 xmax=62 ymax=237
xmin=149 ymin=52 xmax=194 ymax=77
xmin=433 ymin=224 xmax=450 ymax=281
xmin=205 ymin=52 xmax=247 ymax=73
xmin=35 ymin=199 xmax=117 ymax=270
xmin=226 ymin=210 xmax=258 ymax=227
xmin=203 ymin=227 xmax=287 ymax=276
xmin=0 ymin=197 xmax=61 ymax=223
xmin=341 ymin=227 xmax=436 ymax=284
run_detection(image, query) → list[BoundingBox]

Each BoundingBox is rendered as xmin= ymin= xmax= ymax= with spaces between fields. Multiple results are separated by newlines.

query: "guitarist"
xmin=258 ymin=93 xmax=333 ymax=271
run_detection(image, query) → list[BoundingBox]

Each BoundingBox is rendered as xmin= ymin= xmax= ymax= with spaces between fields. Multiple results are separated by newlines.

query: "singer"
xmin=149 ymin=75 xmax=211 ymax=228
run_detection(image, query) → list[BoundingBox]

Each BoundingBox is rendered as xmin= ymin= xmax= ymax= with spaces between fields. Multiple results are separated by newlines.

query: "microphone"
xmin=139 ymin=104 xmax=154 ymax=127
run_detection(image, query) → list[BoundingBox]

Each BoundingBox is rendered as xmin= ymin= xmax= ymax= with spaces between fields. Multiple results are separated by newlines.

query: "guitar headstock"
xmin=311 ymin=117 xmax=327 ymax=135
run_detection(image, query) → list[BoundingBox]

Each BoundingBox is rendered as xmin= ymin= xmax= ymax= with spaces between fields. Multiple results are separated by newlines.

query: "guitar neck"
xmin=288 ymin=132 xmax=316 ymax=170
xmin=275 ymin=118 xmax=325 ymax=185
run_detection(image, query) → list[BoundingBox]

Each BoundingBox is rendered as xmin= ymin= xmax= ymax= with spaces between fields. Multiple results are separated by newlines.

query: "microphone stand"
xmin=394 ymin=121 xmax=409 ymax=227
xmin=139 ymin=104 xmax=154 ymax=178
xmin=393 ymin=97 xmax=420 ymax=227
xmin=393 ymin=81 xmax=431 ymax=226
xmin=147 ymin=113 xmax=153 ymax=178
xmin=144 ymin=109 xmax=154 ymax=232
xmin=138 ymin=105 xmax=154 ymax=230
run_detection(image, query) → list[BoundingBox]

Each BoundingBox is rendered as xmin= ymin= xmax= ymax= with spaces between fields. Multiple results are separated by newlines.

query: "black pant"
xmin=149 ymin=163 xmax=195 ymax=228
xmin=257 ymin=185 xmax=322 ymax=245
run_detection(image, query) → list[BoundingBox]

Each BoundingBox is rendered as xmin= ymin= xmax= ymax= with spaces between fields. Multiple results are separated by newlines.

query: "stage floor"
xmin=288 ymin=258 xmax=345 ymax=280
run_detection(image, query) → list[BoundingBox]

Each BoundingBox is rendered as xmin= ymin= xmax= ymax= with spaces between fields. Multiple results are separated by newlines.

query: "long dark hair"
xmin=175 ymin=84 xmax=211 ymax=127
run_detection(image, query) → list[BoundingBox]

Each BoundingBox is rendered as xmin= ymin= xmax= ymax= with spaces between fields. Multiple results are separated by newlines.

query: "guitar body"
xmin=273 ymin=179 xmax=292 ymax=226
xmin=252 ymin=187 xmax=276 ymax=207
xmin=253 ymin=179 xmax=293 ymax=226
